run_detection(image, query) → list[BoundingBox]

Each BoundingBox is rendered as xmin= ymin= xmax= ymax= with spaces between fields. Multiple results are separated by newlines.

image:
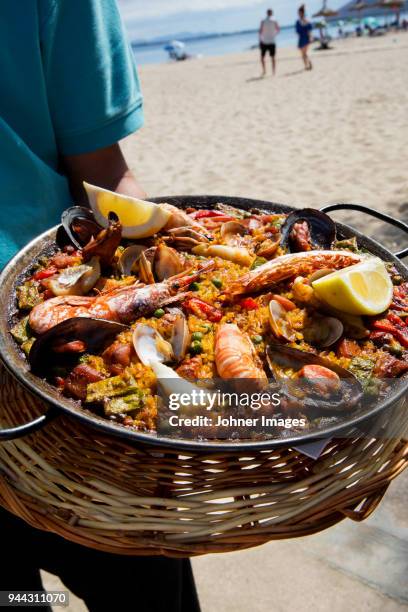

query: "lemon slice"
xmin=84 ymin=182 xmax=171 ymax=239
xmin=312 ymin=258 xmax=393 ymax=315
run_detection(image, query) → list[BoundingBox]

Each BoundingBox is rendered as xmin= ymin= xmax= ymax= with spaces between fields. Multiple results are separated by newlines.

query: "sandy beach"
xmin=123 ymin=33 xmax=408 ymax=252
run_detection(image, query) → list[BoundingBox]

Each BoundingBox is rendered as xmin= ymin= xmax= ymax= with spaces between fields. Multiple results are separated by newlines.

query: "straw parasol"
xmin=313 ymin=0 xmax=339 ymax=17
xmin=349 ymin=1 xmax=371 ymax=17
xmin=313 ymin=1 xmax=339 ymax=48
xmin=375 ymin=0 xmax=404 ymax=22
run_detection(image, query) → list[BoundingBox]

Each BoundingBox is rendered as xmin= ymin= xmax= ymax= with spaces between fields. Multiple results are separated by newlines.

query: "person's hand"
xmin=62 ymin=143 xmax=147 ymax=204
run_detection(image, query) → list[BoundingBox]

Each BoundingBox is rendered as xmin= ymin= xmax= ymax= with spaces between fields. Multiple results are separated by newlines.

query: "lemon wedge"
xmin=84 ymin=182 xmax=171 ymax=239
xmin=312 ymin=258 xmax=393 ymax=315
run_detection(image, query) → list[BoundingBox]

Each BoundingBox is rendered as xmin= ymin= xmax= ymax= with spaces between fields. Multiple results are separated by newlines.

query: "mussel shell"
xmin=280 ymin=208 xmax=336 ymax=252
xmin=60 ymin=207 xmax=102 ymax=249
xmin=266 ymin=343 xmax=363 ymax=411
xmin=29 ymin=317 xmax=128 ymax=377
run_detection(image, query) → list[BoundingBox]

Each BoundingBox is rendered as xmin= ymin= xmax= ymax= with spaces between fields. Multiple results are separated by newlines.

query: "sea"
xmin=131 ymin=25 xmax=341 ymax=66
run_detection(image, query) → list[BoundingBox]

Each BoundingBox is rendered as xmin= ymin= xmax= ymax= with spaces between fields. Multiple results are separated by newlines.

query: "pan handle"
xmin=320 ymin=203 xmax=408 ymax=259
xmin=0 ymin=405 xmax=59 ymax=442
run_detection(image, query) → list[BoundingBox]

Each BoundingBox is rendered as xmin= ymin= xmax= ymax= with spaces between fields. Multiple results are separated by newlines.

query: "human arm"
xmin=259 ymin=20 xmax=264 ymax=40
xmin=41 ymin=0 xmax=144 ymax=195
xmin=62 ymin=143 xmax=147 ymax=205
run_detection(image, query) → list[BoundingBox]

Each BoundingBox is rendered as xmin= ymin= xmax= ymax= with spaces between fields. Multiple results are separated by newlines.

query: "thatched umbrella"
xmin=349 ymin=1 xmax=371 ymax=17
xmin=375 ymin=0 xmax=404 ymax=23
xmin=313 ymin=0 xmax=339 ymax=18
xmin=313 ymin=1 xmax=339 ymax=47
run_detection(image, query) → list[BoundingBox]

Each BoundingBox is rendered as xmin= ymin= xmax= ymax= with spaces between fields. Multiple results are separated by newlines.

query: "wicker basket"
xmin=0 ymin=364 xmax=407 ymax=557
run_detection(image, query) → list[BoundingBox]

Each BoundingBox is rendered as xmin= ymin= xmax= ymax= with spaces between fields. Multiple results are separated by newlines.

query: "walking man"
xmin=259 ymin=8 xmax=280 ymax=76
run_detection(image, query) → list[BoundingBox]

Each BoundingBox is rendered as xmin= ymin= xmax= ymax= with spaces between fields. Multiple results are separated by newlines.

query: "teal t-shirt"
xmin=0 ymin=0 xmax=143 ymax=269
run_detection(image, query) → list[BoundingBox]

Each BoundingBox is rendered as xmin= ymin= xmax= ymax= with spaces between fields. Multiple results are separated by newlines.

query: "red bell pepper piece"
xmin=190 ymin=210 xmax=231 ymax=220
xmin=183 ymin=297 xmax=222 ymax=322
xmin=372 ymin=319 xmax=408 ymax=348
xmin=240 ymin=297 xmax=258 ymax=310
xmin=33 ymin=267 xmax=58 ymax=280
xmin=387 ymin=312 xmax=406 ymax=327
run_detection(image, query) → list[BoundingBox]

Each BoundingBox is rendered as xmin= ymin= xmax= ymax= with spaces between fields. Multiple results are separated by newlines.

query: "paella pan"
xmin=0 ymin=191 xmax=407 ymax=449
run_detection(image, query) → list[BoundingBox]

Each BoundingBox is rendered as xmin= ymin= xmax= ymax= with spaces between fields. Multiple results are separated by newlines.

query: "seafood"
xmin=29 ymin=317 xmax=128 ymax=376
xmin=154 ymin=244 xmax=184 ymax=281
xmin=266 ymin=344 xmax=363 ymax=411
xmin=192 ymin=244 xmax=253 ymax=267
xmin=59 ymin=207 xmax=122 ymax=267
xmin=220 ymin=221 xmax=247 ymax=246
xmin=222 ymin=250 xmax=363 ymax=299
xmin=60 ymin=206 xmax=101 ymax=248
xmin=215 ymin=323 xmax=268 ymax=388
xmin=118 ymin=245 xmax=146 ymax=276
xmin=11 ymin=201 xmax=406 ymax=439
xmin=170 ymin=310 xmax=190 ymax=361
xmin=82 ymin=212 xmax=122 ymax=267
xmin=268 ymin=299 xmax=296 ymax=342
xmin=133 ymin=325 xmax=174 ymax=366
xmin=163 ymin=227 xmax=211 ymax=250
xmin=162 ymin=203 xmax=207 ymax=232
xmin=280 ymin=209 xmax=336 ymax=252
xmin=47 ymin=257 xmax=101 ymax=296
xmin=29 ymin=260 xmax=215 ymax=334
xmin=302 ymin=316 xmax=344 ymax=348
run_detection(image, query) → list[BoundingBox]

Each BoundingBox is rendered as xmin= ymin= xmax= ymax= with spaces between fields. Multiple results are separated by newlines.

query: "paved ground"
xmin=42 ymin=469 xmax=408 ymax=611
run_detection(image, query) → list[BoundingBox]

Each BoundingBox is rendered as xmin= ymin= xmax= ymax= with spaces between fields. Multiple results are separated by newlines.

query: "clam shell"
xmin=132 ymin=325 xmax=174 ymax=366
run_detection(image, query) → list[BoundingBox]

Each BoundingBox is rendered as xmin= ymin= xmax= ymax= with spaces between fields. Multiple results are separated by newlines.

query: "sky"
xmin=118 ymin=0 xmax=346 ymax=41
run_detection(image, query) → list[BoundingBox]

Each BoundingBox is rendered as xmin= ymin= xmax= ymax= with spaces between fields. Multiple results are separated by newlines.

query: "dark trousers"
xmin=0 ymin=507 xmax=200 ymax=612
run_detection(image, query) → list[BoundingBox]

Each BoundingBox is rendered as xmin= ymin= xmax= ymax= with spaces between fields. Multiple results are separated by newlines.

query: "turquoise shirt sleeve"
xmin=39 ymin=0 xmax=143 ymax=155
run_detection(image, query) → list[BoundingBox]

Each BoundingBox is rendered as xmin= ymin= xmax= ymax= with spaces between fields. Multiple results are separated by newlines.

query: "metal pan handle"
xmin=0 ymin=404 xmax=58 ymax=442
xmin=320 ymin=203 xmax=408 ymax=259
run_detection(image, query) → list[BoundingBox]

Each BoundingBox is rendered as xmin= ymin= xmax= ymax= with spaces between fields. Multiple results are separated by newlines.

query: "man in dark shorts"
xmin=259 ymin=9 xmax=280 ymax=76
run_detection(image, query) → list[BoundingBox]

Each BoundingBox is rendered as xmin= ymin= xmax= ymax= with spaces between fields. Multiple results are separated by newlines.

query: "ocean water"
xmin=130 ymin=22 xmax=356 ymax=66
xmin=132 ymin=27 xmax=299 ymax=66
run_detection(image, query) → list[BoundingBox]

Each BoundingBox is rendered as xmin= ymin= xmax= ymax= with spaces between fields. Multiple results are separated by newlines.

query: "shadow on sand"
xmin=245 ymin=76 xmax=267 ymax=83
xmin=282 ymin=69 xmax=306 ymax=77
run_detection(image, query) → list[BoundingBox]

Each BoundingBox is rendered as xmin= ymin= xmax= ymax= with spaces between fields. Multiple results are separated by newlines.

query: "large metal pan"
xmin=1 ymin=197 xmax=407 ymax=450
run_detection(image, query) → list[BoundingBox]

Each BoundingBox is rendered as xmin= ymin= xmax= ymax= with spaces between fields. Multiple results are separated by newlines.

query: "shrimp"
xmin=161 ymin=203 xmax=207 ymax=233
xmin=222 ymin=250 xmax=363 ymax=299
xmin=215 ymin=323 xmax=268 ymax=388
xmin=29 ymin=260 xmax=215 ymax=335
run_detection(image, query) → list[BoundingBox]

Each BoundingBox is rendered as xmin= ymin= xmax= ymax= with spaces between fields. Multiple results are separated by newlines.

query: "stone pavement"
xmin=42 ymin=469 xmax=408 ymax=611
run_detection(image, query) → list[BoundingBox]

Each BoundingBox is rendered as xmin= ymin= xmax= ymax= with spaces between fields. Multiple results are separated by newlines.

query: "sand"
xmin=123 ymin=33 xmax=408 ymax=254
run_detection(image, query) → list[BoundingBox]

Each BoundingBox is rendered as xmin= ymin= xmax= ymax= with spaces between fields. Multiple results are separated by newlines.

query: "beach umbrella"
xmin=313 ymin=0 xmax=339 ymax=17
xmin=375 ymin=0 xmax=404 ymax=22
xmin=349 ymin=2 xmax=372 ymax=27
xmin=313 ymin=2 xmax=338 ymax=48
xmin=349 ymin=1 xmax=371 ymax=17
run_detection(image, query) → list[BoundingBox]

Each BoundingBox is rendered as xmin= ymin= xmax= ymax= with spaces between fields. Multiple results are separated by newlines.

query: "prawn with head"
xmin=215 ymin=323 xmax=268 ymax=390
xmin=29 ymin=259 xmax=215 ymax=334
xmin=221 ymin=250 xmax=364 ymax=299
